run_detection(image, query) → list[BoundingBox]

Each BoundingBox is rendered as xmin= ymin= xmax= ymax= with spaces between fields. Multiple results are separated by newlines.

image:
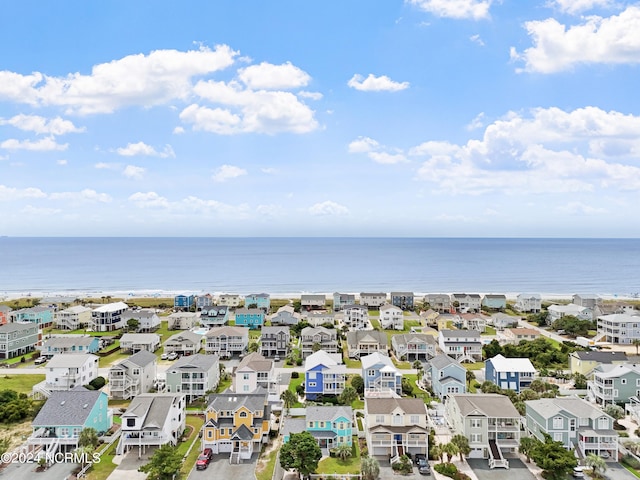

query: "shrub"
xmin=296 ymin=358 xmax=302 ymax=366
xmin=622 ymin=454 xmax=640 ymax=470
xmin=391 ymin=455 xmax=412 ymax=474
xmin=291 ymin=371 xmax=299 ymax=379
xmin=434 ymin=462 xmax=458 ymax=478
xmin=89 ymin=376 xmax=106 ymax=390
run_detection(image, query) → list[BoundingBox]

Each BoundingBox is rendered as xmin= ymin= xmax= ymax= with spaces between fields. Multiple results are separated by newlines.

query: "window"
xmin=622 ymin=378 xmax=628 ymax=385
xmin=570 ymin=419 xmax=576 ymax=432
xmin=368 ymin=369 xmax=376 ymax=377
xmin=470 ymin=434 xmax=482 ymax=443
xmin=240 ymin=411 xmax=247 ymax=418
xmin=320 ymin=422 xmax=325 ymax=428
xmin=598 ymin=417 xmax=609 ymax=429
xmin=243 ymin=373 xmax=250 ymax=380
xmin=127 ymin=419 xmax=136 ymax=427
xmin=376 ymin=415 xmax=385 ymax=423
xmin=471 ymin=419 xmax=482 ymax=428
xmin=553 ymin=432 xmax=563 ymax=442
xmin=309 ymin=422 xmax=314 ymax=428
xmin=410 ymin=415 xmax=420 ymax=424
xmin=553 ymin=416 xmax=563 ymax=429
xmin=393 ymin=414 xmax=402 ymax=425
xmin=308 ymin=382 xmax=316 ymax=387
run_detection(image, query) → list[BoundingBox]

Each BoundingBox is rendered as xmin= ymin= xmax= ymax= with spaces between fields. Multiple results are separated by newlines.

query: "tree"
xmin=633 ymin=339 xmax=640 ymax=355
xmin=138 ymin=444 xmax=183 ymax=480
xmin=572 ymin=372 xmax=587 ymax=389
xmin=604 ymin=404 xmax=625 ymax=429
xmin=339 ymin=386 xmax=358 ymax=406
xmin=334 ymin=444 xmax=352 ymax=461
xmin=431 ymin=443 xmax=444 ymax=463
xmin=482 ymin=339 xmax=502 ymax=360
xmin=351 ymin=375 xmax=364 ymax=395
xmin=466 ymin=370 xmax=476 ymax=388
xmin=280 ymin=431 xmax=322 ymax=479
xmin=451 ymin=434 xmax=470 ymax=461
xmin=529 ymin=379 xmax=547 ymax=393
xmin=312 ymin=342 xmax=322 ymax=352
xmin=281 ymin=390 xmax=297 ymax=415
xmin=78 ymin=427 xmax=99 ymax=449
xmin=361 ymin=456 xmax=380 ymax=480
xmin=585 ymin=453 xmax=606 ymax=478
xmin=248 ymin=341 xmax=259 ymax=353
xmin=518 ymin=436 xmax=539 ymax=463
xmin=126 ymin=318 xmax=139 ymax=332
xmin=529 ymin=433 xmax=577 ymax=480
xmin=441 ymin=442 xmax=459 ymax=463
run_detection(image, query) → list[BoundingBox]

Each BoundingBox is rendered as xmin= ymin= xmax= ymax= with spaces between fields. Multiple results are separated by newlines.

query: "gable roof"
xmin=120 ymin=333 xmax=160 ymax=344
xmin=0 ymin=322 xmax=38 ymax=334
xmin=487 ymin=354 xmax=536 ymax=373
xmin=122 ymin=393 xmax=183 ymax=429
xmin=260 ymin=326 xmax=290 ymax=335
xmin=169 ymin=353 xmax=219 ymax=372
xmin=236 ymin=352 xmax=272 ymax=373
xmin=346 ymin=330 xmax=387 ymax=346
xmin=205 ymin=326 xmax=248 ymax=337
xmin=92 ymin=302 xmax=129 ymax=313
xmin=392 ymin=333 xmax=436 ymax=346
xmin=361 ymin=352 xmax=395 ymax=370
xmin=450 ymin=393 xmax=520 ymax=418
xmin=440 ymin=329 xmax=481 ymax=339
xmin=430 ymin=353 xmax=463 ymax=370
xmin=571 ymin=351 xmax=628 ymax=363
xmin=207 ymin=389 xmax=267 ymax=412
xmin=526 ymin=397 xmax=611 ymax=421
xmin=47 ymin=353 xmax=97 ymax=368
xmin=305 ymin=350 xmax=344 ymax=370
xmin=306 ymin=405 xmax=352 ymax=423
xmin=33 ymin=388 xmax=104 ymax=427
xmin=166 ymin=331 xmax=202 ymax=345
xmin=115 ymin=349 xmax=157 ymax=368
xmin=366 ymin=397 xmax=426 ymax=415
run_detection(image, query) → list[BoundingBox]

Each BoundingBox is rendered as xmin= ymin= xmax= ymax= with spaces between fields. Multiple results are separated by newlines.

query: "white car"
xmin=160 ymin=352 xmax=168 ymax=360
xmin=167 ymin=352 xmax=178 ymax=361
xmin=572 ymin=466 xmax=585 ymax=478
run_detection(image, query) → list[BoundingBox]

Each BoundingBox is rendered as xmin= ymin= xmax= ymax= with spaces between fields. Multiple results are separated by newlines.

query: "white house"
xmin=380 ymin=304 xmax=403 ymax=330
xmin=91 ymin=302 xmax=129 ymax=332
xmin=438 ymin=329 xmax=483 ymax=362
xmin=514 ymin=294 xmax=542 ymax=313
xmin=232 ymin=352 xmax=276 ymax=395
xmin=108 ymin=350 xmax=158 ymax=400
xmin=55 ymin=305 xmax=92 ymax=330
xmin=548 ymin=303 xmax=592 ymax=322
xmin=34 ymin=354 xmax=99 ymax=398
xmin=121 ymin=308 xmax=161 ymax=332
xmin=119 ymin=333 xmax=161 ymax=353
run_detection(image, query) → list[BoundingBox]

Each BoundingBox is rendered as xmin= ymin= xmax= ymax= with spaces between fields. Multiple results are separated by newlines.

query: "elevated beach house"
xmin=259 ymin=326 xmax=290 ymax=358
xmin=234 ymin=307 xmax=265 ymax=329
xmin=301 ymin=326 xmax=339 ymax=358
xmin=360 ymin=292 xmax=387 ymax=308
xmin=270 ymin=305 xmax=301 ymax=326
xmin=245 ymin=293 xmax=271 ymax=312
xmin=218 ymin=293 xmax=241 ymax=307
xmin=597 ymin=313 xmax=640 ymax=344
xmin=165 ymin=353 xmax=219 ymax=402
xmin=346 ymin=330 xmax=388 ymax=359
xmin=282 ymin=405 xmax=353 ymax=452
xmin=33 ymin=353 xmax=99 ymax=398
xmin=164 ymin=331 xmax=203 ymax=356
xmin=91 ymin=301 xmax=129 ymax=332
xmin=108 ymin=350 xmax=157 ymax=400
xmin=204 ymin=326 xmax=249 ymax=358
xmin=304 ymin=350 xmax=346 ymax=400
xmin=391 ymin=333 xmax=436 ymax=362
xmin=380 ymin=304 xmax=404 ymax=330
xmin=301 ymin=294 xmax=327 ymax=311
xmin=425 ymin=293 xmax=452 ymax=313
xmin=438 ymin=329 xmax=483 ymax=362
xmin=167 ymin=311 xmax=199 ymax=330
xmin=586 ymin=363 xmax=640 ymax=406
xmin=0 ymin=322 xmax=40 ymax=359
xmin=548 ymin=303 xmax=593 ymax=322
xmin=429 ymin=354 xmax=467 ymax=400
xmin=200 ymin=305 xmax=230 ymax=328
xmin=40 ymin=335 xmax=100 ymax=358
xmin=12 ymin=306 xmax=55 ymax=328
xmin=485 ymin=354 xmax=536 ymax=393
xmin=333 ymin=292 xmax=356 ymax=312
xmin=514 ymin=293 xmax=542 ymax=313
xmin=232 ymin=352 xmax=276 ymax=394
xmin=481 ymin=294 xmax=507 ymax=311
xmin=121 ymin=308 xmax=160 ymax=332
xmin=174 ymin=294 xmax=195 ymax=309
xmin=569 ymin=350 xmax=628 ymax=376
xmin=390 ymin=292 xmax=414 ymax=311
xmin=451 ymin=293 xmax=482 ymax=313
xmin=362 ymin=352 xmax=402 ymax=397
xmin=119 ymin=333 xmax=161 ymax=353
xmin=54 ymin=305 xmax=92 ymax=330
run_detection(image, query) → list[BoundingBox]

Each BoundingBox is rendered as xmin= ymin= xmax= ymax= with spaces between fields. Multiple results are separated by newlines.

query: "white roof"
xmin=488 ymin=354 xmax=536 ymax=373
xmin=93 ymin=301 xmax=129 ymax=313
xmin=548 ymin=303 xmax=588 ymax=314
xmin=47 ymin=353 xmax=98 ymax=368
xmin=361 ymin=352 xmax=394 ymax=370
xmin=305 ymin=350 xmax=343 ymax=370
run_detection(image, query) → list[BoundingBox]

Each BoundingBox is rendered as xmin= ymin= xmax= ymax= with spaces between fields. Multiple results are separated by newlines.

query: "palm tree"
xmin=280 ymin=390 xmax=297 ymax=415
xmin=361 ymin=456 xmax=380 ymax=480
xmin=451 ymin=434 xmax=470 ymax=461
xmin=431 ymin=444 xmax=444 ymax=464
xmin=339 ymin=386 xmax=358 ymax=406
xmin=442 ymin=442 xmax=459 ymax=463
xmin=633 ymin=338 xmax=640 ymax=355
xmin=585 ymin=453 xmax=607 ymax=478
xmin=334 ymin=444 xmax=352 ymax=461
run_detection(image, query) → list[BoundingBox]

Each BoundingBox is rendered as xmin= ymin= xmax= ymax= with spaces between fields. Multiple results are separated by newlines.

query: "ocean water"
xmin=0 ymin=237 xmax=638 ymax=298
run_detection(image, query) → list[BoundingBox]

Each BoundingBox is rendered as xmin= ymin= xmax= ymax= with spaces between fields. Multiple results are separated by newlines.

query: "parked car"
xmin=414 ymin=453 xmax=427 ymax=466
xmin=572 ymin=466 xmax=585 ymax=478
xmin=196 ymin=448 xmax=213 ymax=470
xmin=417 ymin=459 xmax=431 ymax=476
xmin=34 ymin=357 xmax=47 ymax=365
xmin=167 ymin=352 xmax=178 ymax=361
xmin=160 ymin=352 xmax=168 ymax=360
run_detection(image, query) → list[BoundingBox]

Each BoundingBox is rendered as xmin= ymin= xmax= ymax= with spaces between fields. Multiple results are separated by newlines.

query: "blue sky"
xmin=1 ymin=0 xmax=640 ymax=237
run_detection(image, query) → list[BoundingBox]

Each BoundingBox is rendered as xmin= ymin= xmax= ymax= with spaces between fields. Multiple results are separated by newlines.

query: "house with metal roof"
xmin=91 ymin=301 xmax=129 ymax=332
xmin=108 ymin=350 xmax=157 ymax=400
xmin=304 ymin=350 xmax=346 ymax=400
xmin=282 ymin=405 xmax=353 ymax=452
xmin=485 ymin=354 xmax=536 ymax=393
xmin=361 ymin=352 xmax=402 ymax=398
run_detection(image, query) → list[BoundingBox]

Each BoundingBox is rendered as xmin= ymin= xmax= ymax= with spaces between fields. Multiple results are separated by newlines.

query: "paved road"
xmin=518 ymin=319 xmax=575 ymax=344
xmin=0 ymin=459 xmax=76 ymax=480
xmin=188 ymin=452 xmax=258 ymax=480
xmin=467 ymin=458 xmax=535 ymax=480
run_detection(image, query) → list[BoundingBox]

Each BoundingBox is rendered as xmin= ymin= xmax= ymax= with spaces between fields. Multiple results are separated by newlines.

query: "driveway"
xmin=188 ymin=452 xmax=258 ymax=480
xmin=374 ymin=456 xmax=420 ymax=480
xmin=0 ymin=460 xmax=75 ymax=480
xmin=603 ymin=463 xmax=638 ymax=480
xmin=106 ymin=446 xmax=158 ymax=480
xmin=467 ymin=457 xmax=537 ymax=480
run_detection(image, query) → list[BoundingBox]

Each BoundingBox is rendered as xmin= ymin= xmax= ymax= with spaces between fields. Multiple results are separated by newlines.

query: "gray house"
xmin=301 ymin=294 xmax=326 ymax=310
xmin=0 ymin=322 xmax=39 ymax=359
xmin=108 ymin=350 xmax=157 ymax=400
xmin=360 ymin=292 xmax=387 ymax=308
xmin=165 ymin=353 xmax=219 ymax=402
xmin=429 ymin=354 xmax=466 ymax=401
xmin=391 ymin=333 xmax=436 ymax=361
xmin=164 ymin=331 xmax=203 ymax=356
xmin=346 ymin=330 xmax=388 ymax=359
xmin=120 ymin=333 xmax=161 ymax=353
xmin=270 ymin=305 xmax=301 ymax=326
xmin=587 ymin=363 xmax=640 ymax=406
xmin=333 ymin=293 xmax=356 ymax=312
xmin=301 ymin=326 xmax=339 ymax=358
xmin=260 ymin=326 xmax=290 ymax=358
xmin=424 ymin=294 xmax=451 ymax=313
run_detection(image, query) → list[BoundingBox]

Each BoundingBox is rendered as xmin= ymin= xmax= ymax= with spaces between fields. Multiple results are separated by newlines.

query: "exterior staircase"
xmin=488 ymin=440 xmax=508 ymax=469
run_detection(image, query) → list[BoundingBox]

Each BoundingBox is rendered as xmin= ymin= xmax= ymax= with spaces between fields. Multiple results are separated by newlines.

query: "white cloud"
xmin=128 ymin=191 xmax=170 ymax=208
xmin=0 ymin=45 xmax=238 ymax=114
xmin=116 ymin=141 xmax=175 ymax=158
xmin=550 ymin=0 xmax=614 ymax=15
xmin=0 ymin=137 xmax=68 ymax=151
xmin=173 ymin=126 xmax=185 ymax=134
xmin=212 ymin=164 xmax=248 ymax=182
xmin=49 ymin=189 xmax=112 ymax=203
xmin=298 ymin=91 xmax=323 ymax=100
xmin=238 ymin=61 xmax=311 ymax=89
xmin=308 ymin=200 xmax=349 ymax=216
xmin=407 ymin=0 xmax=492 ymax=20
xmin=95 ymin=162 xmax=119 ymax=170
xmin=470 ymin=34 xmax=485 ymax=46
xmin=0 ymin=114 xmax=84 ymax=135
xmin=347 ymin=74 xmax=409 ymax=92
xmin=179 ymin=104 xmax=241 ymax=135
xmin=348 ymin=137 xmax=380 ymax=153
xmin=179 ymin=196 xmax=250 ymax=217
xmin=0 ymin=185 xmax=47 ymax=201
xmin=21 ymin=205 xmax=62 ymax=215
xmin=556 ymin=201 xmax=607 ymax=214
xmin=368 ymin=152 xmax=408 ymax=164
xmin=256 ymin=204 xmax=282 ymax=216
xmin=261 ymin=167 xmax=277 ymax=174
xmin=513 ymin=6 xmax=640 ymax=73
xmin=466 ymin=112 xmax=486 ymax=130
xmin=57 ymin=159 xmax=68 ymax=165
xmin=123 ymin=165 xmax=146 ymax=179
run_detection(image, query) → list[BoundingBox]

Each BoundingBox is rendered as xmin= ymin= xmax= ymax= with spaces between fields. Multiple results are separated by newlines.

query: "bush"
xmin=619 ymin=431 xmax=629 ymax=437
xmin=434 ymin=462 xmax=458 ymax=478
xmin=295 ymin=384 xmax=305 ymax=396
xmin=391 ymin=455 xmax=412 ymax=474
xmin=622 ymin=454 xmax=640 ymax=470
xmin=296 ymin=358 xmax=302 ymax=366
xmin=291 ymin=371 xmax=299 ymax=379
xmin=89 ymin=376 xmax=106 ymax=390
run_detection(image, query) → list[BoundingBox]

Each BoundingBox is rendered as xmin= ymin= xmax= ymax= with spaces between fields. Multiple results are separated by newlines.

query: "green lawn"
xmin=0 ymin=374 xmax=45 ymax=393
xmin=216 ymin=377 xmax=232 ymax=393
xmin=179 ymin=415 xmax=205 ymax=475
xmin=288 ymin=376 xmax=305 ymax=407
xmin=317 ymin=437 xmax=360 ymax=474
xmin=404 ymin=373 xmax=432 ymax=403
xmin=463 ymin=362 xmax=485 ymax=371
xmin=256 ymin=443 xmax=280 ymax=480
xmin=482 ymin=326 xmax=497 ymax=336
xmin=85 ymin=439 xmax=118 ymax=480
xmin=370 ymin=318 xmax=381 ymax=329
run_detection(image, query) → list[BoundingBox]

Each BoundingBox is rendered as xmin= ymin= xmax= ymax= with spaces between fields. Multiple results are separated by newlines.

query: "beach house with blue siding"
xmin=28 ymin=388 xmax=111 ymax=454
xmin=485 ymin=354 xmax=536 ymax=393
xmin=430 ymin=354 xmax=466 ymax=400
xmin=282 ymin=406 xmax=353 ymax=451
xmin=13 ymin=306 xmax=54 ymax=328
xmin=174 ymin=294 xmax=195 ymax=309
xmin=482 ymin=294 xmax=507 ymax=311
xmin=40 ymin=335 xmax=100 ymax=358
xmin=245 ymin=293 xmax=270 ymax=312
xmin=234 ymin=307 xmax=265 ymax=329
xmin=361 ymin=352 xmax=402 ymax=397
xmin=304 ymin=350 xmax=346 ymax=400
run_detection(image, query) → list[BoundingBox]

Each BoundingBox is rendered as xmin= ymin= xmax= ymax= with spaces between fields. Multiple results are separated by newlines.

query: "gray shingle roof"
xmin=43 ymin=336 xmax=96 ymax=349
xmin=169 ymin=353 xmax=219 ymax=372
xmin=441 ymin=329 xmax=481 ymax=339
xmin=306 ymin=405 xmax=352 ymax=422
xmin=450 ymin=394 xmax=520 ymax=418
xmin=429 ymin=354 xmax=463 ymax=370
xmin=125 ymin=349 xmax=157 ymax=367
xmin=122 ymin=393 xmax=183 ymax=430
xmin=47 ymin=353 xmax=97 ymax=368
xmin=366 ymin=398 xmax=427 ymax=415
xmin=572 ymin=351 xmax=627 ymax=362
xmin=346 ymin=330 xmax=388 ymax=346
xmin=207 ymin=389 xmax=267 ymax=412
xmin=33 ymin=388 xmax=104 ymax=427
xmin=0 ymin=322 xmax=37 ymax=334
xmin=526 ymin=397 xmax=610 ymax=421
xmin=167 ymin=331 xmax=202 ymax=344
xmin=237 ymin=352 xmax=273 ymax=373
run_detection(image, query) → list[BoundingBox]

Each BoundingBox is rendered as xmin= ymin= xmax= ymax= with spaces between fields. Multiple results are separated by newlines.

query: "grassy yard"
xmin=127 ymin=297 xmax=174 ymax=308
xmin=85 ymin=439 xmax=119 ymax=480
xmin=463 ymin=362 xmax=485 ymax=371
xmin=404 ymin=373 xmax=432 ymax=403
xmin=288 ymin=375 xmax=305 ymax=407
xmin=256 ymin=439 xmax=281 ymax=480
xmin=179 ymin=415 xmax=206 ymax=476
xmin=370 ymin=318 xmax=381 ymax=329
xmin=216 ymin=376 xmax=232 ymax=393
xmin=482 ymin=326 xmax=497 ymax=336
xmin=0 ymin=374 xmax=45 ymax=393
xmin=317 ymin=437 xmax=360 ymax=474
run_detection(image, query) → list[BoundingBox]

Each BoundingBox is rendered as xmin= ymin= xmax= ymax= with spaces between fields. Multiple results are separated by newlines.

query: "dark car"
xmin=414 ymin=453 xmax=427 ymax=466
xmin=196 ymin=448 xmax=213 ymax=470
xmin=417 ymin=459 xmax=431 ymax=476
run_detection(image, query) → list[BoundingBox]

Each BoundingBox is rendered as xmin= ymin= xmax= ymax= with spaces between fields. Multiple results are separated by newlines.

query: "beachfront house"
xmin=34 ymin=354 xmax=99 ymax=398
xmin=548 ymin=303 xmax=593 ymax=322
xmin=301 ymin=326 xmax=339 ymax=358
xmin=174 ymin=294 xmax=195 ymax=309
xmin=390 ymin=292 xmax=414 ymax=311
xmin=485 ymin=354 xmax=536 ymax=393
xmin=218 ymin=294 xmax=241 ymax=307
xmin=573 ymin=294 xmax=601 ymax=309
xmin=525 ymin=397 xmax=618 ymax=461
xmin=108 ymin=350 xmax=157 ymax=400
xmin=232 ymin=352 xmax=276 ymax=394
xmin=342 ymin=304 xmax=370 ymax=330
xmin=12 ymin=306 xmax=54 ymax=328
xmin=282 ymin=406 xmax=353 ymax=452
xmin=503 ymin=327 xmax=540 ymax=343
xmin=204 ymin=326 xmax=249 ymax=358
xmin=119 ymin=333 xmax=161 ymax=353
xmin=425 ymin=294 xmax=452 ymax=313
xmin=302 ymin=311 xmax=335 ymax=327
xmin=420 ymin=309 xmax=440 ymax=327
xmin=360 ymin=292 xmax=387 ymax=308
xmin=200 ymin=305 xmax=230 ymax=328
xmin=195 ymin=294 xmax=214 ymax=310
xmin=116 ymin=393 xmax=185 ymax=456
xmin=245 ymin=293 xmax=270 ymax=312
xmin=301 ymin=294 xmax=326 ymax=311
xmin=391 ymin=333 xmax=436 ymax=362
xmin=365 ymin=397 xmax=429 ymax=459
xmin=451 ymin=294 xmax=482 ymax=313
xmin=362 ymin=352 xmax=402 ymax=397
xmin=234 ymin=307 xmax=265 ymax=329
xmin=346 ymin=330 xmax=388 ymax=359
xmin=270 ymin=305 xmax=301 ymax=326
xmin=587 ymin=363 xmax=640 ymax=406
xmin=121 ymin=308 xmax=160 ymax=332
xmin=429 ymin=354 xmax=467 ymax=400
xmin=55 ymin=305 xmax=92 ymax=330
xmin=380 ymin=304 xmax=404 ymax=330
xmin=165 ymin=354 xmax=219 ymax=402
xmin=167 ymin=311 xmax=200 ymax=330
xmin=514 ymin=294 xmax=542 ymax=313
xmin=202 ymin=389 xmax=270 ymax=462
xmin=164 ymin=331 xmax=203 ymax=356
xmin=569 ymin=350 xmax=628 ymax=375
xmin=304 ymin=350 xmax=346 ymax=400
xmin=259 ymin=326 xmax=290 ymax=358
xmin=333 ymin=292 xmax=356 ymax=312
xmin=40 ymin=335 xmax=100 ymax=358
xmin=28 ymin=388 xmax=111 ymax=456
xmin=482 ymin=294 xmax=507 ymax=311
xmin=0 ymin=322 xmax=40 ymax=359
xmin=438 ymin=329 xmax=483 ymax=362
xmin=91 ymin=301 xmax=129 ymax=332
xmin=445 ymin=393 xmax=521 ymax=467
xmin=597 ymin=313 xmax=640 ymax=344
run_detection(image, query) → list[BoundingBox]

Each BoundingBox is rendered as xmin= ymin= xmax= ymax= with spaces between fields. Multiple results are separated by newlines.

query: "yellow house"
xmin=569 ymin=350 xmax=628 ymax=375
xmin=202 ymin=389 xmax=269 ymax=462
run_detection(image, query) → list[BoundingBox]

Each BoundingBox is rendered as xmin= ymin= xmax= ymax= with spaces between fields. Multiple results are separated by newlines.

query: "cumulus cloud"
xmin=348 ymin=137 xmax=380 ymax=153
xmin=173 ymin=126 xmax=185 ymax=134
xmin=298 ymin=91 xmax=323 ymax=100
xmin=0 ymin=45 xmax=238 ymax=114
xmin=212 ymin=164 xmax=248 ymax=182
xmin=308 ymin=201 xmax=350 ymax=216
xmin=0 ymin=114 xmax=84 ymax=135
xmin=470 ymin=34 xmax=485 ymax=46
xmin=123 ymin=165 xmax=146 ymax=179
xmin=348 ymin=136 xmax=408 ymax=164
xmin=407 ymin=0 xmax=492 ymax=20
xmin=0 ymin=137 xmax=68 ymax=151
xmin=0 ymin=185 xmax=47 ymax=201
xmin=49 ymin=189 xmax=112 ymax=203
xmin=238 ymin=61 xmax=311 ymax=89
xmin=410 ymin=106 xmax=640 ymax=195
xmin=128 ymin=191 xmax=170 ymax=208
xmin=128 ymin=191 xmax=249 ymax=217
xmin=116 ymin=141 xmax=175 ymax=158
xmin=556 ymin=201 xmax=607 ymax=214
xmin=347 ymin=74 xmax=409 ymax=92
xmin=549 ymin=0 xmax=614 ymax=14
xmin=368 ymin=152 xmax=408 ymax=164
xmin=94 ymin=162 xmax=119 ymax=170
xmin=466 ymin=112 xmax=486 ymax=131
xmin=57 ymin=159 xmax=68 ymax=165
xmin=512 ymin=6 xmax=640 ymax=73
